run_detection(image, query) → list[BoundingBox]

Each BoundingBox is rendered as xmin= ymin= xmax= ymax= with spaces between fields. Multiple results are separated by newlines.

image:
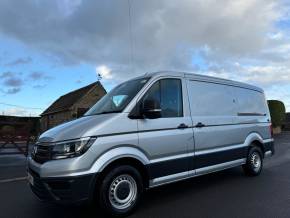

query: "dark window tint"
xmin=143 ymin=79 xmax=183 ymax=118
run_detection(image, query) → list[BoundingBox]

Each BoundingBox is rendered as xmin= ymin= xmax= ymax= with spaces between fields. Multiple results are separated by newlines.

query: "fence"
xmin=0 ymin=116 xmax=39 ymax=156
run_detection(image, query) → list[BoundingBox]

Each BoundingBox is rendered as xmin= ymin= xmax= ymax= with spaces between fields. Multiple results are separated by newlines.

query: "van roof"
xmin=143 ymin=71 xmax=263 ymax=93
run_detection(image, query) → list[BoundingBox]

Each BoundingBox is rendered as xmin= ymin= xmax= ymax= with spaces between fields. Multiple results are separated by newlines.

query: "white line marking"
xmin=0 ymin=177 xmax=27 ymax=184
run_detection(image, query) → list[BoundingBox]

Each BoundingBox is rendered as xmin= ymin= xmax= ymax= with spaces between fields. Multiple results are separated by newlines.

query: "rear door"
xmin=187 ymin=80 xmax=245 ymax=173
xmin=137 ymin=77 xmax=194 ymax=185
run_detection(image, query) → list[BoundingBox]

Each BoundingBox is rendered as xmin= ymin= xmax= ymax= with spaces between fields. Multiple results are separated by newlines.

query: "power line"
xmin=0 ymin=102 xmax=44 ymax=110
xmin=127 ymin=0 xmax=135 ymax=74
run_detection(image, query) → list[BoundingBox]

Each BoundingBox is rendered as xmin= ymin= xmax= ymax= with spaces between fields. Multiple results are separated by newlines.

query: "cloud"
xmin=1 ymin=107 xmax=40 ymax=117
xmin=0 ymin=0 xmax=285 ymax=71
xmin=0 ymin=0 xmax=289 ymax=107
xmin=5 ymin=87 xmax=21 ymax=94
xmin=0 ymin=72 xmax=23 ymax=94
xmin=204 ymin=63 xmax=290 ymax=86
xmin=27 ymin=72 xmax=53 ymax=90
xmin=56 ymin=0 xmax=82 ymax=17
xmin=243 ymin=65 xmax=290 ymax=85
xmin=3 ymin=77 xmax=23 ymax=87
xmin=0 ymin=72 xmax=23 ymax=88
xmin=5 ymin=57 xmax=32 ymax=66
xmin=32 ymin=84 xmax=46 ymax=89
xmin=0 ymin=71 xmax=54 ymax=94
xmin=264 ymin=84 xmax=290 ymax=111
xmin=29 ymin=72 xmax=52 ymax=81
xmin=96 ymin=65 xmax=112 ymax=79
xmin=0 ymin=72 xmax=14 ymax=79
xmin=1 ymin=108 xmax=28 ymax=116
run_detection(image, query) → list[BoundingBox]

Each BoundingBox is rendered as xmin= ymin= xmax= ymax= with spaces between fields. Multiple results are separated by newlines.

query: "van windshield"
xmin=85 ymin=77 xmax=150 ymax=116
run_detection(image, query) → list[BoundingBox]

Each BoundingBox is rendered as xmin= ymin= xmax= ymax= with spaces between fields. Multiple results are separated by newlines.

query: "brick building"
xmin=40 ymin=82 xmax=106 ymax=132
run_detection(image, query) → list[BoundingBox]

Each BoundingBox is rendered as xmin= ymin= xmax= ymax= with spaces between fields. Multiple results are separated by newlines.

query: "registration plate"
xmin=27 ymin=173 xmax=34 ymax=186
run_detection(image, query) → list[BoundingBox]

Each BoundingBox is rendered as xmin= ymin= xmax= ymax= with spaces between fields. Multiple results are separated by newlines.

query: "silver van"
xmin=28 ymin=71 xmax=274 ymax=216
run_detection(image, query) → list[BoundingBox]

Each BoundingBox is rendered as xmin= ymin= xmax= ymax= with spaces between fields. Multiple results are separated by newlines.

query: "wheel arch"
xmin=244 ymin=132 xmax=265 ymax=157
xmin=100 ymin=157 xmax=150 ymax=188
xmin=90 ymin=146 xmax=151 ymax=188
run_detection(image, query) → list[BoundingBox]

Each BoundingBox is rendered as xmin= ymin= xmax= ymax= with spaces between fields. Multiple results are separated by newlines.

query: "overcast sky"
xmin=0 ymin=0 xmax=289 ymax=116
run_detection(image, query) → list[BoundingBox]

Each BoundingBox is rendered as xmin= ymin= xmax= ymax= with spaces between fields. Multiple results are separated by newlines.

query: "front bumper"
xmin=28 ymin=168 xmax=99 ymax=204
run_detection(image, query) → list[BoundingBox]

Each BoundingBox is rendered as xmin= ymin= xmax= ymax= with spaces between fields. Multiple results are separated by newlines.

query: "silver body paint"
xmin=28 ymin=71 xmax=273 ymax=188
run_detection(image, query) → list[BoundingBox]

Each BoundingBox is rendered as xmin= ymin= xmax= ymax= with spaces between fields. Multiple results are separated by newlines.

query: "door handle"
xmin=177 ymin=123 xmax=188 ymax=129
xmin=195 ymin=122 xmax=205 ymax=128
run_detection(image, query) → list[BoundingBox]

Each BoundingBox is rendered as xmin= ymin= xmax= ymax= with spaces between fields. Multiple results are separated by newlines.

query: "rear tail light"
xmin=270 ymin=123 xmax=273 ymax=138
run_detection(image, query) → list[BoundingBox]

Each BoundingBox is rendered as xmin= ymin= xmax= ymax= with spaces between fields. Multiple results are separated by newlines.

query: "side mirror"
xmin=141 ymin=99 xmax=162 ymax=119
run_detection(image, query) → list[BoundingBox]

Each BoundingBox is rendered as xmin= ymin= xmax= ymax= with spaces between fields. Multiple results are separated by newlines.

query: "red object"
xmin=0 ymin=123 xmax=32 ymax=156
xmin=270 ymin=123 xmax=273 ymax=138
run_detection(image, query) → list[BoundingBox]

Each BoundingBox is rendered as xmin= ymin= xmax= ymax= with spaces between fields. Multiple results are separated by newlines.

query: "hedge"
xmin=267 ymin=100 xmax=286 ymax=127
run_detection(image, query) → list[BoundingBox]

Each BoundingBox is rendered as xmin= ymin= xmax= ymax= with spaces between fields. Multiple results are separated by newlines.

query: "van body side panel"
xmin=149 ymin=78 xmax=273 ymax=187
xmin=138 ymin=77 xmax=194 ymax=179
xmin=231 ymin=86 xmax=272 ymax=141
xmin=187 ymin=80 xmax=246 ymax=169
xmin=28 ymin=71 xmax=275 ymax=202
xmin=140 ymin=127 xmax=193 ymax=179
xmin=230 ymin=86 xmax=273 ymax=154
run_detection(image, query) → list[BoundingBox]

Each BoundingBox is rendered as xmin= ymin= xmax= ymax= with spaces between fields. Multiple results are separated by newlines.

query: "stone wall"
xmin=40 ymin=84 xmax=106 ymax=132
xmin=72 ymin=84 xmax=106 ymax=117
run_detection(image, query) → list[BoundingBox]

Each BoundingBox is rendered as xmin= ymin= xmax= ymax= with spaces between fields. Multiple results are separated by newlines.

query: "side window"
xmin=188 ymin=81 xmax=235 ymax=116
xmin=142 ymin=79 xmax=183 ymax=118
xmin=234 ymin=87 xmax=267 ymax=115
xmin=143 ymin=81 xmax=160 ymax=106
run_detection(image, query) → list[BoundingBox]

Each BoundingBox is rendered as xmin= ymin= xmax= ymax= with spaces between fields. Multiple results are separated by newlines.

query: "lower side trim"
xmin=148 ymin=139 xmax=274 ymax=182
xmin=148 ymin=145 xmax=248 ymax=180
xmin=195 ymin=158 xmax=246 ymax=175
xmin=149 ymin=158 xmax=246 ymax=188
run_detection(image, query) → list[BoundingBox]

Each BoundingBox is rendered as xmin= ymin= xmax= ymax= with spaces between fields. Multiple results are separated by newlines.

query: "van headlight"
xmin=51 ymin=137 xmax=96 ymax=160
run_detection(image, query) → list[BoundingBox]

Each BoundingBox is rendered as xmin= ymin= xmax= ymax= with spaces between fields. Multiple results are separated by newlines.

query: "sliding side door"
xmin=187 ymin=80 xmax=246 ymax=174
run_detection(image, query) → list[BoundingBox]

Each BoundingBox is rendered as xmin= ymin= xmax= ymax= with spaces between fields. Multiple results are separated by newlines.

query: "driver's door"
xmin=137 ymin=78 xmax=194 ymax=186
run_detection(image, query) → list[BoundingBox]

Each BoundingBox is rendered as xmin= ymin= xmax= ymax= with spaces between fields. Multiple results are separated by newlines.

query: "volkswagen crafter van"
xmin=28 ymin=71 xmax=274 ymax=216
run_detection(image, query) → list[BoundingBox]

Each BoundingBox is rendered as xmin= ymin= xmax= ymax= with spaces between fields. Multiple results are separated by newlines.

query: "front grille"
xmin=32 ymin=144 xmax=52 ymax=164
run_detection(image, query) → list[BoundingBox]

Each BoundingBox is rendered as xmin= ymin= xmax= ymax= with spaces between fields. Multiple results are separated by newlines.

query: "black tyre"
xmin=98 ymin=165 xmax=144 ymax=217
xmin=243 ymin=146 xmax=263 ymax=176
